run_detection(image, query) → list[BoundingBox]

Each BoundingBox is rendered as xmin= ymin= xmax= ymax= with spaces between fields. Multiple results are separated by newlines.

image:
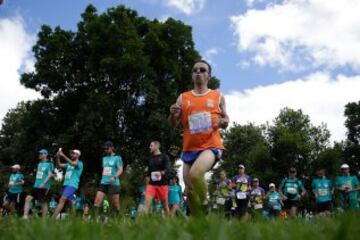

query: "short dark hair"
xmin=103 ymin=141 xmax=114 ymax=148
xmin=194 ymin=59 xmax=212 ymax=74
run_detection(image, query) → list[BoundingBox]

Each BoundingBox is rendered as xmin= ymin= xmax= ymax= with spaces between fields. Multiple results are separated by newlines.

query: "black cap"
xmin=103 ymin=141 xmax=114 ymax=148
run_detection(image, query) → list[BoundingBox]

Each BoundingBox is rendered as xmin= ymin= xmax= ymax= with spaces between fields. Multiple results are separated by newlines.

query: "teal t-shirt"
xmin=267 ymin=191 xmax=282 ymax=210
xmin=63 ymin=160 xmax=83 ymax=189
xmin=100 ymin=155 xmax=122 ymax=186
xmin=168 ymin=185 xmax=182 ymax=205
xmin=311 ymin=178 xmax=333 ymax=202
xmin=335 ymin=175 xmax=359 ymax=208
xmin=49 ymin=200 xmax=58 ymax=209
xmin=33 ymin=161 xmax=54 ymax=189
xmin=280 ymin=178 xmax=303 ymax=201
xmin=8 ymin=172 xmax=24 ymax=194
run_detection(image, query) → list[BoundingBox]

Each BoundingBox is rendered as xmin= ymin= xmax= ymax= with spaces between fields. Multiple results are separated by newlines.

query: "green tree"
xmin=267 ymin=108 xmax=331 ymax=179
xmin=0 ymin=5 xmax=219 ymax=202
xmin=343 ymin=101 xmax=360 ymax=172
xmin=217 ymin=123 xmax=271 ymax=182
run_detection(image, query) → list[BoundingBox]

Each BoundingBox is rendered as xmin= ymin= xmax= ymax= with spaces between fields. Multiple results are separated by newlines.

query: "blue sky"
xmin=0 ymin=0 xmax=294 ymax=92
xmin=1 ymin=0 xmax=360 ymax=142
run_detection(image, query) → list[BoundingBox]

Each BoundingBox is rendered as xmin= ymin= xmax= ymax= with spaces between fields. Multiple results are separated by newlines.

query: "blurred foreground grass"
xmin=0 ymin=212 xmax=359 ymax=240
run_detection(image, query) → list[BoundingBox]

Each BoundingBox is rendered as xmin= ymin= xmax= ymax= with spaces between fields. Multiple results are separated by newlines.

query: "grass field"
xmin=0 ymin=212 xmax=359 ymax=240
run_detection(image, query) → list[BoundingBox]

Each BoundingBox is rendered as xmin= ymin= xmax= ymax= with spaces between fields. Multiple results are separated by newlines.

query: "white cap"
xmin=72 ymin=149 xmax=81 ymax=156
xmin=11 ymin=164 xmax=21 ymax=169
xmin=269 ymin=183 xmax=276 ymax=188
xmin=341 ymin=163 xmax=350 ymax=169
xmin=238 ymin=164 xmax=245 ymax=169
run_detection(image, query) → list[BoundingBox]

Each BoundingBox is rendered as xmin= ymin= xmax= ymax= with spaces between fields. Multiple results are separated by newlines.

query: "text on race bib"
xmin=151 ymin=171 xmax=162 ymax=182
xmin=65 ymin=171 xmax=72 ymax=179
xmin=36 ymin=171 xmax=44 ymax=179
xmin=102 ymin=167 xmax=112 ymax=176
xmin=286 ymin=187 xmax=297 ymax=194
xmin=216 ymin=197 xmax=226 ymax=205
xmin=318 ymin=189 xmax=329 ymax=196
xmin=188 ymin=112 xmax=212 ymax=134
xmin=236 ymin=192 xmax=247 ymax=200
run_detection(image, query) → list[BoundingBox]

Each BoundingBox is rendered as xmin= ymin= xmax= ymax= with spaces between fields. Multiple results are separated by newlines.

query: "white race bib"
xmin=65 ymin=171 xmax=72 ymax=179
xmin=36 ymin=171 xmax=43 ymax=179
xmin=254 ymin=204 xmax=263 ymax=210
xmin=188 ymin=112 xmax=212 ymax=134
xmin=102 ymin=167 xmax=112 ymax=176
xmin=318 ymin=189 xmax=328 ymax=196
xmin=236 ymin=192 xmax=247 ymax=200
xmin=216 ymin=197 xmax=226 ymax=205
xmin=151 ymin=171 xmax=162 ymax=181
xmin=286 ymin=187 xmax=297 ymax=194
xmin=9 ymin=181 xmax=14 ymax=185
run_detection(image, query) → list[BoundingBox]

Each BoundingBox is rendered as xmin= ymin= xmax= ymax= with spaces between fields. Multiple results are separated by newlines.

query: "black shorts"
xmin=4 ymin=192 xmax=21 ymax=205
xmin=268 ymin=209 xmax=281 ymax=218
xmin=283 ymin=200 xmax=300 ymax=209
xmin=97 ymin=184 xmax=121 ymax=195
xmin=30 ymin=188 xmax=50 ymax=203
xmin=235 ymin=198 xmax=249 ymax=216
xmin=316 ymin=201 xmax=332 ymax=212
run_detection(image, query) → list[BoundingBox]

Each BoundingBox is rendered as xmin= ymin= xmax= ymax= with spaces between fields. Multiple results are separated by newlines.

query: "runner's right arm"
xmin=168 ymin=95 xmax=182 ymax=127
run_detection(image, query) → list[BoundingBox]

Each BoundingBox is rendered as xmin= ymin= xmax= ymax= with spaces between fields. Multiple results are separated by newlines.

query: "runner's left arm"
xmin=300 ymin=182 xmax=307 ymax=197
xmin=161 ymin=154 xmax=170 ymax=176
xmin=219 ymin=94 xmax=229 ymax=129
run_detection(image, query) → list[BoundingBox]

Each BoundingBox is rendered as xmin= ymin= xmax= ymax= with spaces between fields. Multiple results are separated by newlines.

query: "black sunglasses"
xmin=192 ymin=67 xmax=208 ymax=73
xmin=289 ymin=171 xmax=296 ymax=174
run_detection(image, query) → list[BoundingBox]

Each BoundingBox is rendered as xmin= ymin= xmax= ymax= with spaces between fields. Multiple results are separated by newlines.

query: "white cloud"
xmin=225 ymin=72 xmax=360 ymax=142
xmin=0 ymin=16 xmax=39 ymax=122
xmin=158 ymin=15 xmax=171 ymax=23
xmin=163 ymin=0 xmax=206 ymax=15
xmin=231 ymin=0 xmax=360 ymax=72
xmin=203 ymin=47 xmax=219 ymax=66
xmin=245 ymin=0 xmax=267 ymax=7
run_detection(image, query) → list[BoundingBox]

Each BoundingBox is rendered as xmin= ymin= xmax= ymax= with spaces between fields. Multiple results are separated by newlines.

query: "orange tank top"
xmin=180 ymin=89 xmax=224 ymax=151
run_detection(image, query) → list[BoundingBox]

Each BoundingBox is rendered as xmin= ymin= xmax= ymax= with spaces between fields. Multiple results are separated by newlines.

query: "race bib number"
xmin=344 ymin=181 xmax=353 ymax=190
xmin=188 ymin=112 xmax=212 ymax=134
xmin=216 ymin=197 xmax=226 ymax=205
xmin=9 ymin=181 xmax=14 ymax=185
xmin=102 ymin=167 xmax=112 ymax=176
xmin=65 ymin=171 xmax=72 ymax=179
xmin=286 ymin=187 xmax=297 ymax=194
xmin=254 ymin=204 xmax=263 ymax=210
xmin=236 ymin=192 xmax=247 ymax=200
xmin=269 ymin=198 xmax=277 ymax=204
xmin=36 ymin=171 xmax=43 ymax=179
xmin=151 ymin=171 xmax=162 ymax=182
xmin=318 ymin=189 xmax=328 ymax=196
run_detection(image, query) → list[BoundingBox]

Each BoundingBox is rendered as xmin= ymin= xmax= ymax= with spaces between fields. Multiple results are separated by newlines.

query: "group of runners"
xmin=1 ymin=60 xmax=359 ymax=219
xmin=212 ymin=165 xmax=359 ymax=219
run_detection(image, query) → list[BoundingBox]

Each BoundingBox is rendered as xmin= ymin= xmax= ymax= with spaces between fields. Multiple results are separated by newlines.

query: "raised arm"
xmin=59 ymin=151 xmax=78 ymax=167
xmin=168 ymin=95 xmax=182 ymax=127
xmin=56 ymin=153 xmax=66 ymax=169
